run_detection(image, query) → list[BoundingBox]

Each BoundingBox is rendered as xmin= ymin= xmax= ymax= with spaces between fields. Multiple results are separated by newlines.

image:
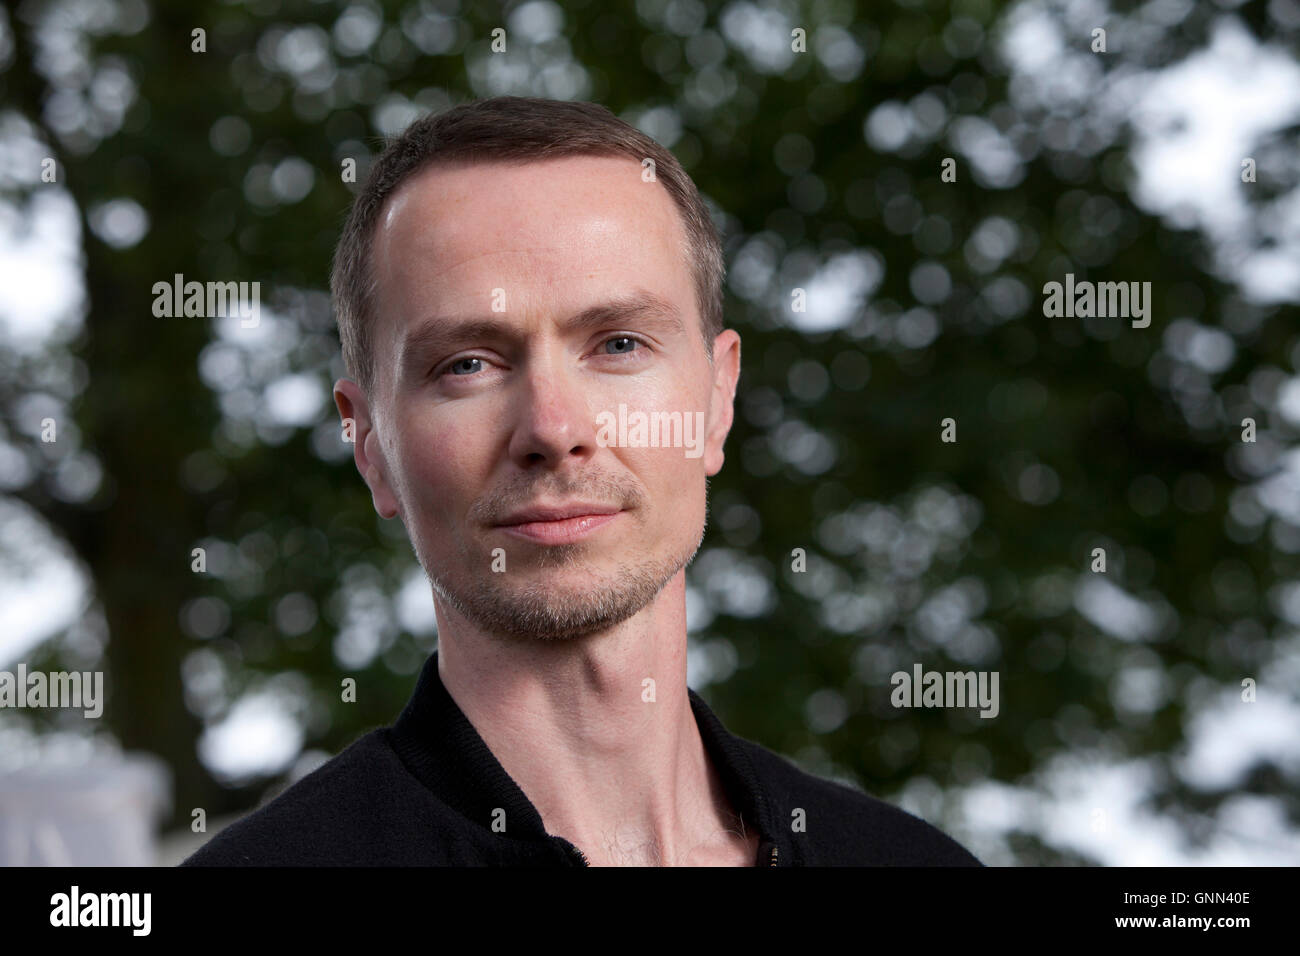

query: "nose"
xmin=505 ymin=348 xmax=599 ymax=469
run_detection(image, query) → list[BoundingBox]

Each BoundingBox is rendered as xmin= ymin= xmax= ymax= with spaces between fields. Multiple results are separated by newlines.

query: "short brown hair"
xmin=331 ymin=96 xmax=725 ymax=398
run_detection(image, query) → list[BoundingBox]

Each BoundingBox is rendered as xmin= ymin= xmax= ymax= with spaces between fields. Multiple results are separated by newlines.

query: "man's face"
xmin=335 ymin=155 xmax=740 ymax=642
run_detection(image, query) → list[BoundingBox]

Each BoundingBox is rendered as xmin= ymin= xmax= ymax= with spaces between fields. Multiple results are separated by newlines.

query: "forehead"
xmin=369 ymin=155 xmax=694 ymax=359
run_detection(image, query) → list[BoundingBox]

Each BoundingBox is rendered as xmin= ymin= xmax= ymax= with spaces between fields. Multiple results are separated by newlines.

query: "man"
xmin=183 ymin=96 xmax=981 ymax=867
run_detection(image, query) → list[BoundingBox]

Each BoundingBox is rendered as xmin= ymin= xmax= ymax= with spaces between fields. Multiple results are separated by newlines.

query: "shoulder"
xmin=741 ymin=739 xmax=983 ymax=866
xmin=181 ymin=729 xmax=418 ymax=866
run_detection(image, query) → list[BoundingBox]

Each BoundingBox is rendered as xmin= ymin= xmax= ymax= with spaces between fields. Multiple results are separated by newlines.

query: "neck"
xmin=434 ymin=572 xmax=754 ymax=865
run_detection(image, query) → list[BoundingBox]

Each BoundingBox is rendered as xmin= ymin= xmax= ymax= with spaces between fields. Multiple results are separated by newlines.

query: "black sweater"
xmin=183 ymin=651 xmax=982 ymax=866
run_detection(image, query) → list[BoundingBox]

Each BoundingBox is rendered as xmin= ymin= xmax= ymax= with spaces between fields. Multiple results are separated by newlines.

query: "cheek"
xmin=396 ymin=416 xmax=482 ymax=510
xmin=627 ymin=447 xmax=707 ymax=526
xmin=618 ymin=367 xmax=700 ymax=413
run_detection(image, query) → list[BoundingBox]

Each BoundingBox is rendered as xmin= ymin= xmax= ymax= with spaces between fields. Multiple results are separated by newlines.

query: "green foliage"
xmin=2 ymin=0 xmax=1297 ymax=861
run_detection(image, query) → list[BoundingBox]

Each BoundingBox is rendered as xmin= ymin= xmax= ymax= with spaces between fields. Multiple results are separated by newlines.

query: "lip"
xmin=495 ymin=507 xmax=622 ymax=545
xmin=497 ymin=502 xmax=622 ymax=525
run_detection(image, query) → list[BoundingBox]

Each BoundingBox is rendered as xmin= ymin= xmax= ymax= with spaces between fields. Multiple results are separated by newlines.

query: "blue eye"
xmin=604 ymin=336 xmax=639 ymax=354
xmin=449 ymin=357 xmax=483 ymax=375
xmin=437 ymin=337 xmax=645 ymax=381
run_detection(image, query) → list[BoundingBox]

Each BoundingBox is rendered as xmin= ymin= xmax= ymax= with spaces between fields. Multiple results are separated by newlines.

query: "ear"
xmin=334 ymin=378 xmax=402 ymax=520
xmin=702 ymin=329 xmax=741 ymax=477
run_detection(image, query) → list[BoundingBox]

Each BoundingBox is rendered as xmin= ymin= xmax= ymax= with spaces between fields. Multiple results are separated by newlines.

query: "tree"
xmin=1 ymin=0 xmax=1296 ymax=862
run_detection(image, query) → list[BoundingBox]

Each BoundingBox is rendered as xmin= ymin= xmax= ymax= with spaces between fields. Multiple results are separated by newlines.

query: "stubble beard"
xmin=416 ymin=510 xmax=708 ymax=643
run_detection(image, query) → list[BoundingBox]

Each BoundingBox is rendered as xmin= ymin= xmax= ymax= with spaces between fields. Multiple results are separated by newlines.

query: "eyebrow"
xmin=397 ymin=289 xmax=687 ymax=380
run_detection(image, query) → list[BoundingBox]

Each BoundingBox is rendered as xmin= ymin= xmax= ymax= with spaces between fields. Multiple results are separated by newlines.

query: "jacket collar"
xmin=389 ymin=650 xmax=790 ymax=864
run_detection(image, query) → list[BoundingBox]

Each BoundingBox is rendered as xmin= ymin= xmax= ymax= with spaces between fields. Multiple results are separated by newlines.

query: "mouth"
xmin=494 ymin=504 xmax=623 ymax=546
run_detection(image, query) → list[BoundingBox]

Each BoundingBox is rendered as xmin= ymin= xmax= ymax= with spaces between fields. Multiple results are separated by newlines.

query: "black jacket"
xmin=183 ymin=651 xmax=982 ymax=866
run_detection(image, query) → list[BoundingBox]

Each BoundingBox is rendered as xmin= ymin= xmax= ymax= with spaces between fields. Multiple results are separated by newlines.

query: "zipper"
xmin=769 ymin=844 xmax=778 ymax=866
xmin=565 ymin=841 xmax=590 ymax=867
